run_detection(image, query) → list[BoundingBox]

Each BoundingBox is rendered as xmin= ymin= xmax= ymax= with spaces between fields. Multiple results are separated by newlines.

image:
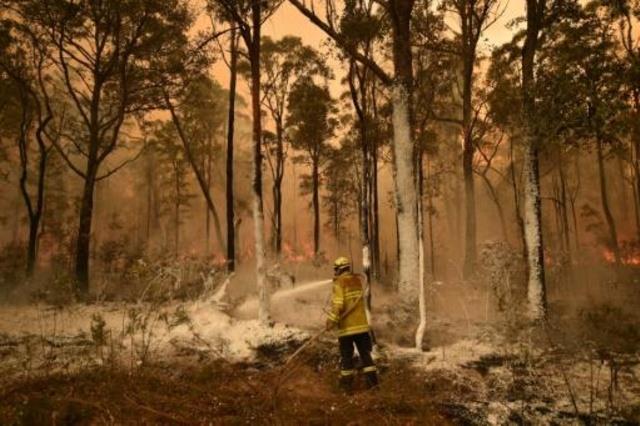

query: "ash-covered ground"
xmin=1 ymin=268 xmax=639 ymax=424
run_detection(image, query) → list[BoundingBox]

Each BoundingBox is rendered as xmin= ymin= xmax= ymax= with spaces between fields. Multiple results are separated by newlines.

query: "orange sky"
xmin=206 ymin=1 xmax=522 ymax=96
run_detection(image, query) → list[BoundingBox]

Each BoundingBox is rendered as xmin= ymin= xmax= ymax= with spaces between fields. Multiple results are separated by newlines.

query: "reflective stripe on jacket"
xmin=328 ymin=272 xmax=369 ymax=337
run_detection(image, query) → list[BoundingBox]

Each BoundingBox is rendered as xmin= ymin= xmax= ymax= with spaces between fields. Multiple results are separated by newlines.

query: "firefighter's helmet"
xmin=333 ymin=256 xmax=351 ymax=273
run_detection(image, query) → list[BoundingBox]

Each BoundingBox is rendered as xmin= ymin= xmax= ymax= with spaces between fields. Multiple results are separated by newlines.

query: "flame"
xmin=282 ymin=241 xmax=315 ymax=263
xmin=601 ymin=248 xmax=640 ymax=266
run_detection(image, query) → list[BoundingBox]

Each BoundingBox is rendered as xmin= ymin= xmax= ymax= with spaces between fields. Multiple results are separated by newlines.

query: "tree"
xmin=212 ymin=0 xmax=282 ymax=323
xmin=225 ymin=29 xmax=239 ymax=272
xmin=179 ymin=76 xmax=228 ymax=256
xmin=287 ymin=77 xmax=336 ymax=257
xmin=339 ymin=0 xmax=385 ymax=284
xmin=540 ymin=3 xmax=627 ymax=265
xmin=16 ymin=0 xmax=199 ymax=295
xmin=521 ymin=0 xmax=548 ymax=320
xmin=289 ymin=0 xmax=421 ymax=313
xmin=439 ymin=0 xmax=502 ymax=278
xmin=323 ymin=141 xmax=360 ymax=242
xmin=253 ymin=35 xmax=330 ymax=256
xmin=0 ymin=19 xmax=63 ymax=277
xmin=151 ymin=121 xmax=194 ymax=254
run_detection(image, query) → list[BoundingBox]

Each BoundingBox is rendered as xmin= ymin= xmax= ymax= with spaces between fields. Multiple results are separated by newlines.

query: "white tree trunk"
xmin=253 ymin=195 xmax=270 ymax=324
xmin=522 ymin=142 xmax=546 ymax=320
xmin=362 ymin=244 xmax=373 ymax=327
xmin=391 ymin=83 xmax=420 ymax=303
xmin=415 ymin=162 xmax=427 ymax=350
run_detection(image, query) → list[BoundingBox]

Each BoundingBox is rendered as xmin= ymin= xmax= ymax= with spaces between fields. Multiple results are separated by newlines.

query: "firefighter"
xmin=326 ymin=256 xmax=379 ymax=392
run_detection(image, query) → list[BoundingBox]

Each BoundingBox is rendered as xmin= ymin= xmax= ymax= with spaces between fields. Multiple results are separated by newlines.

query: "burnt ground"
xmin=0 ymin=341 xmax=453 ymax=425
xmin=2 ymin=320 xmax=640 ymax=425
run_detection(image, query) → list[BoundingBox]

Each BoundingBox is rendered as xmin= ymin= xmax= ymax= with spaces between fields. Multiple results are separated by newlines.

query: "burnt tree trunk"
xmin=226 ymin=29 xmax=238 ymax=272
xmin=75 ymin=161 xmax=98 ymax=295
xmin=273 ymin=120 xmax=285 ymax=256
xmin=312 ymin=158 xmax=320 ymax=257
xmin=596 ymin=134 xmax=621 ymax=265
xmin=521 ymin=0 xmax=547 ymax=320
xmin=249 ymin=0 xmax=270 ymax=322
xmin=462 ymin=54 xmax=477 ymax=279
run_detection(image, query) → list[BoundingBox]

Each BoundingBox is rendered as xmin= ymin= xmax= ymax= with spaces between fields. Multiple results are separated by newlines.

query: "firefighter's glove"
xmin=325 ymin=318 xmax=337 ymax=331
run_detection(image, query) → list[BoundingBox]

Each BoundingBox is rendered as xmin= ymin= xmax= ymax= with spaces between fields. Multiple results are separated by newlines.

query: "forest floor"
xmin=1 ymin=274 xmax=640 ymax=425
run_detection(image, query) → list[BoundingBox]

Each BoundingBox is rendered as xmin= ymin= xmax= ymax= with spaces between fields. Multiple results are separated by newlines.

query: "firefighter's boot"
xmin=363 ymin=366 xmax=379 ymax=389
xmin=339 ymin=373 xmax=354 ymax=394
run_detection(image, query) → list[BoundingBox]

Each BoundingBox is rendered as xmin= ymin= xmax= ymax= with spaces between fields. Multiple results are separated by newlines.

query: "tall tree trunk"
xmin=250 ymin=0 xmax=270 ymax=323
xmin=522 ymin=144 xmax=546 ymax=319
xmin=522 ymin=0 xmax=547 ymax=320
xmin=226 ymin=29 xmax=238 ymax=272
xmin=312 ymin=159 xmax=320 ymax=257
xmin=415 ymin=143 xmax=427 ymax=350
xmin=596 ymin=135 xmax=621 ymax=265
xmin=145 ymin=145 xmax=153 ymax=245
xmin=390 ymin=0 xmax=419 ymax=304
xmin=273 ymin=120 xmax=284 ymax=256
xmin=427 ymin=159 xmax=436 ymax=279
xmin=558 ymin=155 xmax=572 ymax=265
xmin=164 ymin=92 xmax=226 ymax=257
xmin=206 ymin=137 xmax=213 ymax=255
xmin=75 ymin=164 xmax=97 ymax=296
xmin=348 ymin=61 xmax=372 ymax=285
xmin=570 ymin=152 xmax=581 ymax=253
xmin=175 ymin=169 xmax=180 ymax=255
xmin=633 ymin=102 xmax=640 ymax=241
xmin=371 ymin=82 xmax=381 ymax=279
xmin=372 ymin=133 xmax=381 ymax=279
xmin=462 ymin=55 xmax=477 ymax=279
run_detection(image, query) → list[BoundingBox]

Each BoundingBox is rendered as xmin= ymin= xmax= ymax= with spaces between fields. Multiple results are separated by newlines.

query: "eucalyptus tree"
xmin=245 ymin=35 xmax=330 ymax=256
xmin=14 ymin=0 xmax=200 ymax=295
xmin=604 ymin=0 xmax=640 ymax=240
xmin=323 ymin=140 xmax=360 ymax=242
xmin=180 ymin=76 xmax=228 ymax=256
xmin=151 ymin=121 xmax=194 ymax=254
xmin=520 ymin=0 xmax=550 ymax=320
xmin=287 ymin=77 xmax=337 ymax=257
xmin=339 ymin=0 xmax=386 ymax=284
xmin=210 ymin=0 xmax=283 ymax=323
xmin=438 ymin=0 xmax=503 ymax=278
xmin=289 ymin=0 xmax=421 ymax=315
xmin=539 ymin=3 xmax=628 ymax=265
xmin=0 ymin=18 xmax=64 ymax=277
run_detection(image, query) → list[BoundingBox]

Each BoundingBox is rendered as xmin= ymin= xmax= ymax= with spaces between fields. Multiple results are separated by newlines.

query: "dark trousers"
xmin=338 ymin=332 xmax=378 ymax=389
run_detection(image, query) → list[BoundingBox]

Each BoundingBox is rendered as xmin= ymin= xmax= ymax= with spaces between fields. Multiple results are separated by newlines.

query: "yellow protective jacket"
xmin=327 ymin=272 xmax=370 ymax=337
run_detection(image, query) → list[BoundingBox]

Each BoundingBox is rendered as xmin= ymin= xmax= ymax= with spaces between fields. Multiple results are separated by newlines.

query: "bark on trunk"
xmin=522 ymin=0 xmax=547 ymax=321
xmin=522 ymin=143 xmax=546 ymax=319
xmin=250 ymin=0 xmax=270 ymax=323
xmin=596 ymin=135 xmax=621 ymax=265
xmin=372 ymin=136 xmax=381 ymax=279
xmin=273 ymin=121 xmax=284 ymax=256
xmin=312 ymin=159 xmax=320 ymax=256
xmin=226 ymin=29 xmax=238 ymax=272
xmin=415 ymin=145 xmax=427 ymax=350
xmin=389 ymin=0 xmax=419 ymax=303
xmin=558 ymin=156 xmax=572 ymax=264
xmin=175 ymin=167 xmax=180 ymax=254
xmin=206 ymin=138 xmax=213 ymax=255
xmin=462 ymin=56 xmax=477 ymax=279
xmin=75 ymin=165 xmax=97 ymax=295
